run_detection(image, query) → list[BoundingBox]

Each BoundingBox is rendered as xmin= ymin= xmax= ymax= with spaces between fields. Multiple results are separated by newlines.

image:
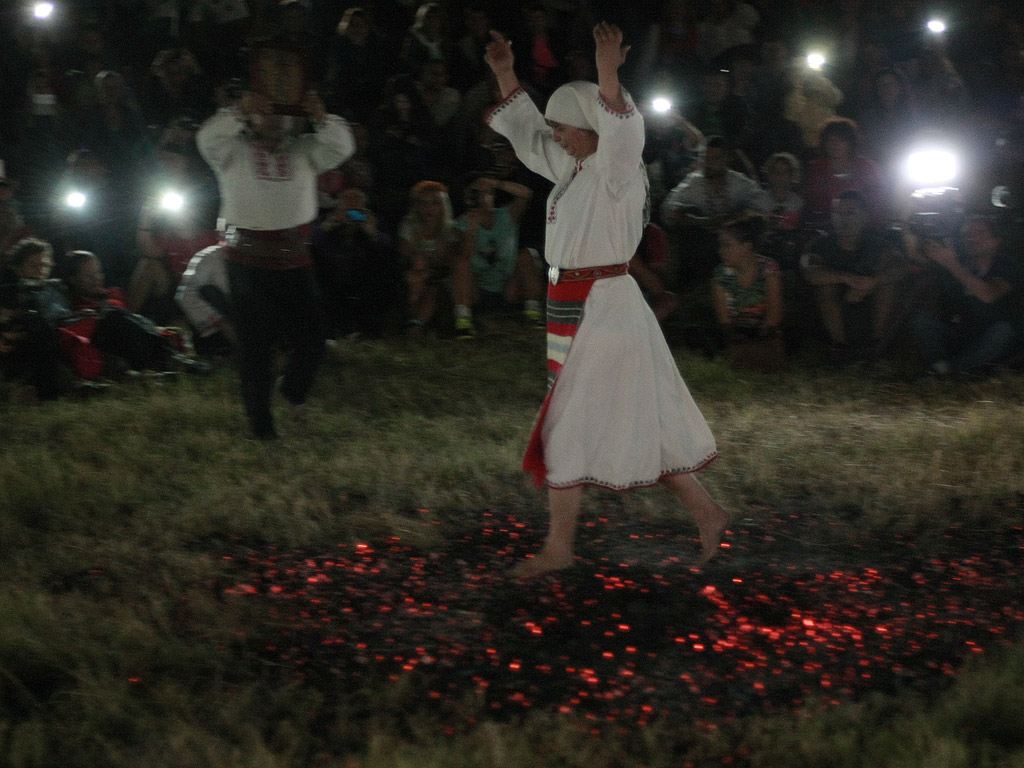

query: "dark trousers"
xmin=226 ymin=261 xmax=326 ymax=436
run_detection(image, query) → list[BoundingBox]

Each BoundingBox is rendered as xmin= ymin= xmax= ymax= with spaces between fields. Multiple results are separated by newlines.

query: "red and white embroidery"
xmin=547 ymin=160 xmax=583 ymax=223
xmin=252 ymin=149 xmax=293 ymax=181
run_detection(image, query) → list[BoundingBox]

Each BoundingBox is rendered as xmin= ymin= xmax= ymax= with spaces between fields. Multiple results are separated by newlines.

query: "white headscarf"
xmin=544 ymin=81 xmax=601 ymax=133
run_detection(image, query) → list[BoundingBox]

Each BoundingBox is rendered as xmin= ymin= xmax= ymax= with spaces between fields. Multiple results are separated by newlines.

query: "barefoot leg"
xmin=512 ymin=485 xmax=583 ymax=578
xmin=660 ymin=472 xmax=728 ymax=567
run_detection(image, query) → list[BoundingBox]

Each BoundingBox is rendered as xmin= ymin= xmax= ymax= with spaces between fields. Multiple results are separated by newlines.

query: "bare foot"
xmin=510 ymin=549 xmax=574 ymax=579
xmin=695 ymin=504 xmax=729 ymax=568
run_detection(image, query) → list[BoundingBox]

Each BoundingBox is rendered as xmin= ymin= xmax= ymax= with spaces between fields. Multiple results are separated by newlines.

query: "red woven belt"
xmin=548 ymin=262 xmax=629 ymax=285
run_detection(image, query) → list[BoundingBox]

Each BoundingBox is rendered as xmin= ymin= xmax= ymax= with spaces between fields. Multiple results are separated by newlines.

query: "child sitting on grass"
xmin=712 ymin=213 xmax=785 ymax=372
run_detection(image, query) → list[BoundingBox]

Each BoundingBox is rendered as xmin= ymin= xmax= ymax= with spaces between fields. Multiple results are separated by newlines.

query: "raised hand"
xmin=484 ymin=30 xmax=520 ymax=98
xmin=593 ymin=21 xmax=629 ymax=73
xmin=484 ymin=30 xmax=514 ymax=75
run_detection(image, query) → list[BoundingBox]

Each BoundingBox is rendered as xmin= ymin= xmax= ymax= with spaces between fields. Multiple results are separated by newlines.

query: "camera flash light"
xmin=160 ymin=191 xmax=185 ymax=212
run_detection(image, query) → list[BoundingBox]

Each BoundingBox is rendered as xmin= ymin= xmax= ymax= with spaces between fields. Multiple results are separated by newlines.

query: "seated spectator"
xmin=416 ymin=59 xmax=462 ymax=130
xmin=908 ymin=216 xmax=1021 ymax=376
xmin=687 ymin=67 xmax=753 ymax=152
xmin=138 ymin=49 xmax=213 ymax=128
xmin=317 ymin=123 xmax=376 ymax=217
xmin=451 ymin=174 xmax=541 ymax=338
xmin=802 ymin=118 xmax=888 ymax=230
xmin=661 ymin=135 xmax=762 ymax=282
xmin=176 ymin=245 xmax=234 ymax=355
xmin=642 ymin=105 xmax=704 ymax=211
xmin=517 ymin=4 xmax=566 ymax=98
xmin=858 ymin=68 xmax=920 ymax=172
xmin=453 ymin=4 xmax=494 ymax=92
xmin=325 ymin=8 xmax=391 ymax=125
xmin=398 ymin=3 xmax=453 ymax=77
xmin=697 ymin=0 xmax=759 ymax=65
xmin=0 ymin=168 xmax=31 ymax=257
xmin=712 ymin=213 xmax=785 ymax=371
xmin=784 ymin=67 xmax=844 ymax=150
xmin=52 ymin=149 xmax=138 ymax=289
xmin=629 ymin=222 xmax=680 ymax=324
xmin=753 ymin=152 xmax=805 ymax=269
xmin=399 ymin=181 xmax=460 ymax=335
xmin=800 ymin=190 xmax=905 ymax=357
xmin=369 ymin=77 xmax=442 ymax=231
xmin=311 ymin=188 xmax=400 ymax=339
xmin=44 ymin=250 xmax=209 ymax=379
xmin=126 ymin=134 xmax=220 ymax=325
xmin=744 ymin=79 xmax=807 ymax=177
xmin=0 ymin=238 xmax=71 ymax=401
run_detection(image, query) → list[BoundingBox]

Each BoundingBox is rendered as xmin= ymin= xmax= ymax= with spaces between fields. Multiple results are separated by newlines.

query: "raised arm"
xmin=484 ymin=30 xmax=520 ymax=100
xmin=484 ymin=31 xmax=571 ymax=183
xmin=592 ymin=23 xmax=644 ymax=187
xmin=594 ymin=21 xmax=629 ymax=111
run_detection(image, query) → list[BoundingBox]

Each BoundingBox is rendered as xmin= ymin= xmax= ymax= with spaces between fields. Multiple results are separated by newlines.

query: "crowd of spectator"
xmin=1 ymin=0 xmax=1023 ymax=401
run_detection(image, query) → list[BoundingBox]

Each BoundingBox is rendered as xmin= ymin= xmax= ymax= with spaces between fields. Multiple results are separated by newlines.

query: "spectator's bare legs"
xmin=126 ymin=258 xmax=172 ymax=314
xmin=872 ymin=281 xmax=897 ymax=345
xmin=813 ymin=284 xmax=846 ymax=344
xmin=451 ymin=248 xmax=476 ymax=309
xmin=509 ymin=247 xmax=544 ymax=304
xmin=629 ymin=257 xmax=680 ymax=323
xmin=659 ymin=472 xmax=729 ymax=567
xmin=512 ymin=486 xmax=583 ymax=578
xmin=405 ymin=268 xmax=437 ymax=329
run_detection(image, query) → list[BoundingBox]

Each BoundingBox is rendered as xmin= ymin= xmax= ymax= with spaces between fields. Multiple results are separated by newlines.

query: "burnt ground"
xmin=221 ymin=501 xmax=1024 ymax=727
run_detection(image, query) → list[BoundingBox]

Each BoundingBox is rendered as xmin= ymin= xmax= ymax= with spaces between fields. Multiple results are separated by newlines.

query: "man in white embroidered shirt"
xmin=197 ymin=90 xmax=354 ymax=440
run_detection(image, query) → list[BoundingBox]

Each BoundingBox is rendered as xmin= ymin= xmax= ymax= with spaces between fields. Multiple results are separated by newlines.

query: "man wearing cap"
xmin=484 ymin=22 xmax=728 ymax=578
xmin=197 ymin=90 xmax=354 ymax=440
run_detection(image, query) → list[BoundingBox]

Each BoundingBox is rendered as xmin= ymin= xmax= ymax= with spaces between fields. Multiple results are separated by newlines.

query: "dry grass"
xmin=2 ymin=334 xmax=1024 ymax=767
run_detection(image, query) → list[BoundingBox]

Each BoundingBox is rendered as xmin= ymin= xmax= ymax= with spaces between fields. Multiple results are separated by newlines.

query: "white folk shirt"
xmin=197 ymin=108 xmax=355 ymax=231
xmin=486 ymin=87 xmax=717 ymax=490
xmin=487 ymin=87 xmax=648 ymax=271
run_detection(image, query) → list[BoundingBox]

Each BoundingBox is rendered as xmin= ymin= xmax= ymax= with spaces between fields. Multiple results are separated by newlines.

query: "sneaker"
xmin=455 ymin=317 xmax=476 ymax=339
xmin=523 ymin=308 xmax=545 ymax=327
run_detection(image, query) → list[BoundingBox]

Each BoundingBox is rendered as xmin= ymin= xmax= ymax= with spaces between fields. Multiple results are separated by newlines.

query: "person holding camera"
xmin=450 ymin=173 xmax=542 ymax=337
xmin=196 ymin=89 xmax=355 ymax=440
xmin=907 ymin=216 xmax=1022 ymax=376
xmin=484 ymin=23 xmax=726 ymax=578
xmin=310 ymin=188 xmax=400 ymax=339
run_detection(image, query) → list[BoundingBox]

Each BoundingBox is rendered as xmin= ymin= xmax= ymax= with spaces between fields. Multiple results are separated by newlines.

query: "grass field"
xmin=2 ymin=325 xmax=1024 ymax=767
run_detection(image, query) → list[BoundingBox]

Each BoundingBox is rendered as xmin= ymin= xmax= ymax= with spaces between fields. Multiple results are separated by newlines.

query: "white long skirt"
xmin=541 ymin=274 xmax=718 ymax=489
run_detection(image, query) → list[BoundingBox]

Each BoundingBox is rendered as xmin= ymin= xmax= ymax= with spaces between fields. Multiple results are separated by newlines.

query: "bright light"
xmin=651 ymin=97 xmax=672 ymax=114
xmin=33 ymin=2 xmax=54 ymax=18
xmin=65 ymin=191 xmax=86 ymax=208
xmin=905 ymin=148 xmax=958 ymax=186
xmin=806 ymin=52 xmax=826 ymax=70
xmin=160 ymin=191 xmax=185 ymax=212
xmin=927 ymin=19 xmax=946 ymax=33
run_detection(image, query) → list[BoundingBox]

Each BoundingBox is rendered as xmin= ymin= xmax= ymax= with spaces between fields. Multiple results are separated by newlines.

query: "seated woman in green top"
xmin=712 ymin=213 xmax=785 ymax=372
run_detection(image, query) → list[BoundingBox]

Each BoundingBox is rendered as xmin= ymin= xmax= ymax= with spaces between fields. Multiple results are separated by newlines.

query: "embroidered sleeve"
xmin=594 ymin=89 xmax=645 ymax=193
xmin=597 ymin=91 xmax=637 ymax=119
xmin=486 ymin=87 xmax=573 ymax=185
xmin=484 ymin=87 xmax=527 ymax=125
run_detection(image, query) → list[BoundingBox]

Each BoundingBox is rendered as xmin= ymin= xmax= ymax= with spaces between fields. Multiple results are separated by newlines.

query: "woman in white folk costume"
xmin=484 ymin=23 xmax=729 ymax=578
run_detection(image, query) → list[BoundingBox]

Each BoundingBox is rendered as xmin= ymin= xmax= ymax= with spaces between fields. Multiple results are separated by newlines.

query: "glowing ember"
xmin=220 ymin=509 xmax=1024 ymax=725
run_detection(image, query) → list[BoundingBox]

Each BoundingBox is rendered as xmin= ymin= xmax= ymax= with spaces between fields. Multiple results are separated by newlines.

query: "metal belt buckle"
xmin=548 ymin=265 xmax=560 ymax=285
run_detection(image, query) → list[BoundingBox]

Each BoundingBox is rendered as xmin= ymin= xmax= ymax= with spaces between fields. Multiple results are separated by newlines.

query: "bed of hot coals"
xmin=222 ymin=504 xmax=1024 ymax=725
